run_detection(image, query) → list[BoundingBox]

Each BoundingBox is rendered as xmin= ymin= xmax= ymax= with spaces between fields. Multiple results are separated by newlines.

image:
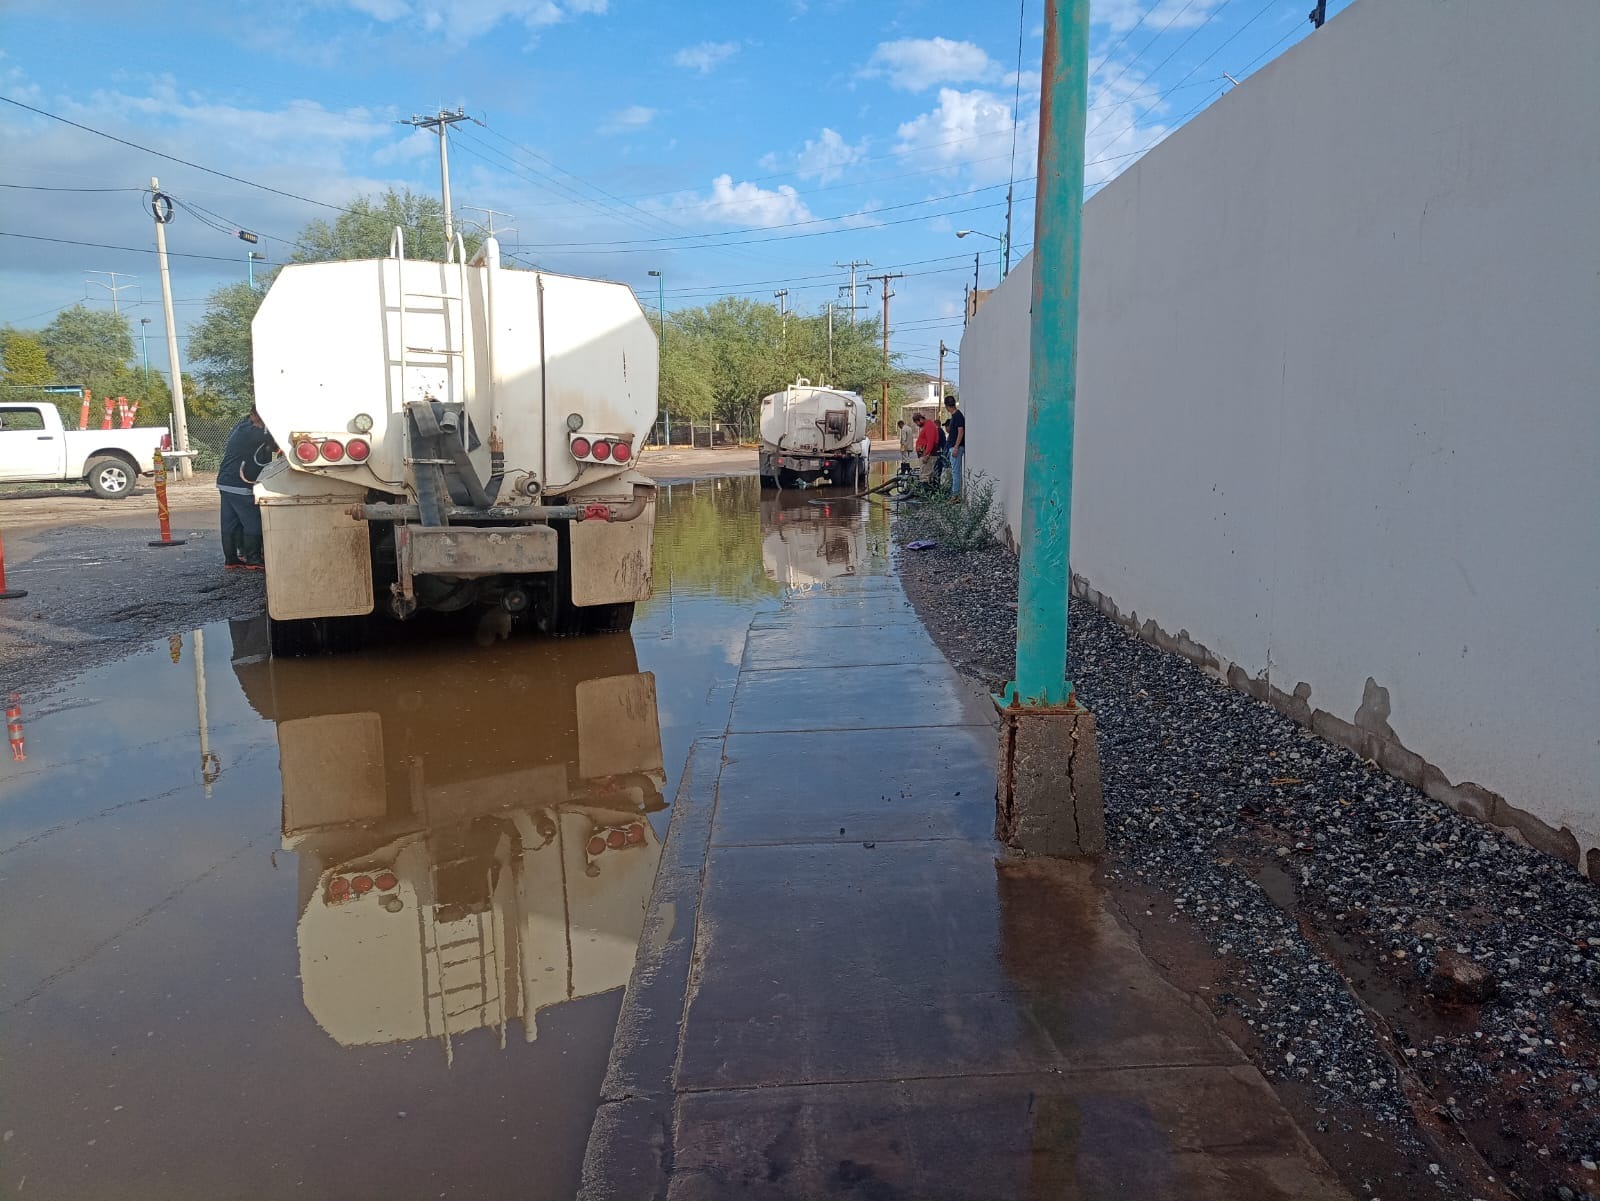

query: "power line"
xmin=0 ymin=182 xmax=145 ymax=193
xmin=1085 ymin=0 xmax=1239 ymax=143
xmin=0 ymin=94 xmax=353 ymax=214
xmin=0 ymin=230 xmax=279 ymax=264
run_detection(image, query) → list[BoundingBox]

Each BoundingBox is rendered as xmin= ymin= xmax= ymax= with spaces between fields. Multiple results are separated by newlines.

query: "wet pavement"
xmin=0 ymin=477 xmax=883 ymax=1201
xmin=581 ymin=495 xmax=1352 ymax=1200
xmin=3 ymin=475 xmax=1348 ymax=1200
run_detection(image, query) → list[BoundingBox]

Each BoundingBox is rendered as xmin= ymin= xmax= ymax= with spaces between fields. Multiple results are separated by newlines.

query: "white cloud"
xmin=864 ymin=37 xmax=997 ymax=92
xmin=793 ymin=128 xmax=867 ymax=183
xmin=893 ymin=87 xmax=1019 ymax=176
xmin=600 ymin=104 xmax=656 ymax=133
xmin=694 ymin=175 xmax=813 ymax=227
xmin=672 ymin=41 xmax=739 ymax=74
xmin=329 ymin=0 xmax=606 ymax=40
xmin=1093 ymin=0 xmax=1224 ymax=35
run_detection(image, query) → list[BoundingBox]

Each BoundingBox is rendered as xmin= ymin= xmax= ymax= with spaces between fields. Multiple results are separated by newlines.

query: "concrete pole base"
xmin=996 ymin=703 xmax=1106 ymax=856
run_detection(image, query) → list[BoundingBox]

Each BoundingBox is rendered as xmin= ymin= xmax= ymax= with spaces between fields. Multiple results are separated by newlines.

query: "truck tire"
xmin=759 ymin=475 xmax=778 ymax=490
xmin=581 ymin=602 xmax=635 ymax=635
xmin=85 ymin=455 xmax=136 ymax=499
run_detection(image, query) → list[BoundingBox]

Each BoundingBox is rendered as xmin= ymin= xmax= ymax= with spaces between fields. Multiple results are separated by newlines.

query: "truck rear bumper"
xmin=399 ymin=525 xmax=558 ymax=577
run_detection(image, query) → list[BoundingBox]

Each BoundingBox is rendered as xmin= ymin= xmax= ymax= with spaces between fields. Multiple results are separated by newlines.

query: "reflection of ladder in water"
xmin=419 ymin=850 xmax=506 ymax=1067
xmin=379 ymin=229 xmax=473 ymax=464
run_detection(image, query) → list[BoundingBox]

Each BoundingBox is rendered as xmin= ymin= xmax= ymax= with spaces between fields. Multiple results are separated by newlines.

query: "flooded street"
xmin=0 ymin=476 xmax=888 ymax=1201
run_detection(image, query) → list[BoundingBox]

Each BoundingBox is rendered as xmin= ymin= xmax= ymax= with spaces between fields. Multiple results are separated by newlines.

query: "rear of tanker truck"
xmin=250 ymin=234 xmax=658 ymax=655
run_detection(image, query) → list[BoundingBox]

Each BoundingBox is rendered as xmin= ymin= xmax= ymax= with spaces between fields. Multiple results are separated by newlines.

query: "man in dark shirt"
xmin=943 ymin=395 xmax=966 ymax=498
xmin=217 ymin=409 xmax=276 ymax=570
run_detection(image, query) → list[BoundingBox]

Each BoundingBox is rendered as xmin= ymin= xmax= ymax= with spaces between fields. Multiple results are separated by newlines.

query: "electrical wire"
xmin=0 ymin=183 xmax=145 ymax=193
xmin=0 ymin=230 xmax=279 ymax=265
xmin=0 ymin=94 xmax=354 ymax=214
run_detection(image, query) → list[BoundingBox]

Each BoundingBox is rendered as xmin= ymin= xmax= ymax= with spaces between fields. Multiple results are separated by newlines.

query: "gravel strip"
xmin=898 ymin=537 xmax=1600 ymax=1201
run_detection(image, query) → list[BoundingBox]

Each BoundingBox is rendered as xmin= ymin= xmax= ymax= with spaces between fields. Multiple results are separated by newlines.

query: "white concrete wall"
xmin=960 ymin=0 xmax=1600 ymax=873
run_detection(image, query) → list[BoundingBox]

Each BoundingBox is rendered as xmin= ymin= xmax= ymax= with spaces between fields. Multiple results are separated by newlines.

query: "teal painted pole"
xmin=1004 ymin=0 xmax=1089 ymax=709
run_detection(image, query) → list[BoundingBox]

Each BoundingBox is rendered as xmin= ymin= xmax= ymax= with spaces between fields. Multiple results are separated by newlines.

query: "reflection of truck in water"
xmin=231 ymin=628 xmax=665 ymax=1060
xmin=760 ymin=487 xmax=869 ymax=591
xmin=757 ymin=378 xmax=871 ymax=490
xmin=250 ymin=232 xmax=659 ymax=656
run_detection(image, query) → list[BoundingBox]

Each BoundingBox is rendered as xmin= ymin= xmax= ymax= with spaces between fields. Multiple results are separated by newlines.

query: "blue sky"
xmin=0 ymin=0 xmax=1331 ymax=378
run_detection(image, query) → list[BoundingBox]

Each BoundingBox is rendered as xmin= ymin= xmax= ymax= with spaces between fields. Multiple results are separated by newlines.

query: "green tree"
xmin=190 ymin=187 xmax=488 ymax=408
xmin=0 ymin=330 xmax=53 ymax=386
xmin=659 ymin=298 xmax=900 ymax=429
xmin=38 ymin=305 xmax=135 ymax=398
xmin=293 ymin=188 xmax=483 ymax=264
xmin=189 ymin=281 xmax=265 ymax=407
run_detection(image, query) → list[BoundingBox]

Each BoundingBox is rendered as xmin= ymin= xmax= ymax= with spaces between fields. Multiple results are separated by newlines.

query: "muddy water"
xmin=0 ymin=477 xmax=888 ymax=1201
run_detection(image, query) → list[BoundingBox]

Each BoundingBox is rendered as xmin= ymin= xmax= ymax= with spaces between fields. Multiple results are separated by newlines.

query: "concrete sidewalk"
xmin=581 ymin=565 xmax=1350 ymax=1200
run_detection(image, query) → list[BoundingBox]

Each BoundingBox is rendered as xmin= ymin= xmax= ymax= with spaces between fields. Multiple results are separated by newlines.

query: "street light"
xmin=956 ymin=228 xmax=1009 ymax=290
xmin=647 ymin=270 xmax=669 ymax=445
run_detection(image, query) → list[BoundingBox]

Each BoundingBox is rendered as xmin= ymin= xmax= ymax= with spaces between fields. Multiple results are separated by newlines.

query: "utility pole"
xmin=648 ymin=269 xmax=668 ymax=444
xmin=1309 ymin=0 xmax=1327 ymax=27
xmin=401 ymin=106 xmax=471 ymax=247
xmin=995 ymin=0 xmax=1104 ymax=856
xmin=139 ymin=318 xmax=152 ymax=391
xmin=1003 ymin=185 xmax=1015 ymax=278
xmin=85 ymin=270 xmax=138 ymax=316
xmin=462 ymin=205 xmax=516 ymax=240
xmin=866 ymin=272 xmax=901 ymax=439
xmin=149 ymin=178 xmax=192 ymax=480
xmin=937 ymin=340 xmax=947 ymax=405
xmin=834 ymin=259 xmax=871 ymax=324
xmin=826 ymin=303 xmax=834 ymax=377
xmin=774 ymin=289 xmax=788 ymax=348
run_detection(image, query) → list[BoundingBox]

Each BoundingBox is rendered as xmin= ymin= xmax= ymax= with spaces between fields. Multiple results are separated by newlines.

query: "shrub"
xmin=894 ymin=469 xmax=1002 ymax=552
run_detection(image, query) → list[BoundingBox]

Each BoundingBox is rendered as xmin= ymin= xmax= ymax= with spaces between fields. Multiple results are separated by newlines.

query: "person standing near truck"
xmin=217 ymin=409 xmax=276 ymax=571
xmin=942 ymin=395 xmax=966 ymax=498
xmin=897 ymin=419 xmax=915 ymax=470
xmin=912 ymin=412 xmax=941 ymax=483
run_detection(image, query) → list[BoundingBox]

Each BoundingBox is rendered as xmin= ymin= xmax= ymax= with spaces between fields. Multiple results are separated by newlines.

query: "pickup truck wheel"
xmin=85 ymin=455 xmax=136 ymax=499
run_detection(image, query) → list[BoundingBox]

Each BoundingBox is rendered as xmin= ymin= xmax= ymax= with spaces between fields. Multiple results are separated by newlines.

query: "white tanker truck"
xmin=757 ymin=378 xmax=872 ymax=490
xmin=251 ymin=232 xmax=658 ymax=655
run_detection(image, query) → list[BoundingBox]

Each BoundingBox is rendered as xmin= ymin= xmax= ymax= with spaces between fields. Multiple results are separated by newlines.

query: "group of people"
xmin=896 ymin=395 xmax=967 ymax=496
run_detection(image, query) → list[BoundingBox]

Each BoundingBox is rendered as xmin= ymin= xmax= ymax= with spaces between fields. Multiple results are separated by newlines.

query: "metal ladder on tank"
xmin=381 ymin=228 xmax=476 ymax=473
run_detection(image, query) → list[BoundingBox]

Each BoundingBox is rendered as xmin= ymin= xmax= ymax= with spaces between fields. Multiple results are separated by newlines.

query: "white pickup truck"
xmin=0 ymin=401 xmax=168 ymax=498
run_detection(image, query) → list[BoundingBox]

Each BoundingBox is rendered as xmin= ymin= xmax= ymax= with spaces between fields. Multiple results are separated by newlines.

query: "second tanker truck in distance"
xmin=250 ymin=230 xmax=658 ymax=655
xmin=757 ymin=377 xmax=872 ymax=490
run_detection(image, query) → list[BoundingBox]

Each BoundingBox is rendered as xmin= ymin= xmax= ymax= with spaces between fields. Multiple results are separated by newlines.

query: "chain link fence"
xmin=646 ymin=415 xmax=757 ymax=448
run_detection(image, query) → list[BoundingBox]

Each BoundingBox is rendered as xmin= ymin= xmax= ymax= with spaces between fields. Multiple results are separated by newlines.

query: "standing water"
xmin=0 ymin=476 xmax=890 ymax=1201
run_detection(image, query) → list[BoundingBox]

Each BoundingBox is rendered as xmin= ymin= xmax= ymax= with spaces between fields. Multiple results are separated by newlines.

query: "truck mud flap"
xmin=399 ymin=525 xmax=557 ymax=578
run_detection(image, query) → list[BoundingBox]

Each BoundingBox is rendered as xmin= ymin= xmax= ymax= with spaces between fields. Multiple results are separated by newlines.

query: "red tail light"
xmin=592 ymin=440 xmax=612 ymax=462
xmin=605 ymin=828 xmax=627 ymax=849
xmin=321 ymin=439 xmax=345 ymax=462
xmin=613 ymin=442 xmax=632 ymax=463
xmin=352 ymin=874 xmax=374 ymax=894
xmin=329 ymin=877 xmax=351 ymax=898
xmin=626 ymin=824 xmax=645 ymax=845
xmin=570 ymin=436 xmax=591 ymax=459
xmin=346 ymin=438 xmax=370 ymax=462
xmin=586 ymin=835 xmax=607 ymax=856
xmin=294 ymin=440 xmax=319 ymax=463
xmin=374 ymin=871 xmax=397 ymax=892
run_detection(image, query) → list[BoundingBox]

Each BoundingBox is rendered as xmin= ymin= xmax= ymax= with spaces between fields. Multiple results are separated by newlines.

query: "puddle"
xmin=0 ymin=476 xmax=882 ymax=1200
